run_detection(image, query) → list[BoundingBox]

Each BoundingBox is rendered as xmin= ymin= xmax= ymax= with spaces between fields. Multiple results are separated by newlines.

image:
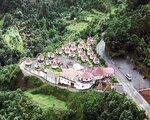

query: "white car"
xmin=125 ymin=73 xmax=132 ymax=81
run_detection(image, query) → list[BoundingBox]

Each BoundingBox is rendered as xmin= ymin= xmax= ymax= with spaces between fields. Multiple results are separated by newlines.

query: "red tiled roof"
xmin=69 ymin=51 xmax=76 ymax=57
xmin=77 ymin=48 xmax=83 ymax=53
xmin=87 ymin=46 xmax=92 ymax=51
xmin=87 ymin=50 xmax=94 ymax=56
xmin=60 ymin=64 xmax=67 ymax=69
xmin=90 ymin=53 xmax=96 ymax=60
xmin=81 ymin=55 xmax=88 ymax=62
xmin=87 ymin=40 xmax=93 ymax=46
xmin=48 ymin=52 xmax=55 ymax=58
xmin=64 ymin=47 xmax=70 ymax=54
xmin=93 ymin=58 xmax=100 ymax=64
xmin=53 ymin=57 xmax=60 ymax=63
xmin=51 ymin=62 xmax=59 ymax=69
xmin=25 ymin=58 xmax=32 ymax=66
xmin=87 ymin=37 xmax=93 ymax=42
xmin=92 ymin=67 xmax=114 ymax=76
xmin=60 ymin=68 xmax=82 ymax=80
xmin=78 ymin=43 xmax=84 ymax=49
xmin=70 ymin=45 xmax=77 ymax=51
xmin=83 ymin=67 xmax=93 ymax=73
xmin=56 ymin=48 xmax=62 ymax=54
xmin=38 ymin=54 xmax=44 ymax=61
xmin=79 ymin=72 xmax=93 ymax=80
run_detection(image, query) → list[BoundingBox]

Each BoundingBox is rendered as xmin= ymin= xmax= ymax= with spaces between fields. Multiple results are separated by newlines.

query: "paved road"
xmin=114 ymin=59 xmax=150 ymax=90
xmin=96 ymin=33 xmax=150 ymax=118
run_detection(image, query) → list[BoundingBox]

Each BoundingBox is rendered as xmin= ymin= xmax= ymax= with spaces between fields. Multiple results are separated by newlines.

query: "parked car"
xmin=125 ymin=73 xmax=132 ymax=81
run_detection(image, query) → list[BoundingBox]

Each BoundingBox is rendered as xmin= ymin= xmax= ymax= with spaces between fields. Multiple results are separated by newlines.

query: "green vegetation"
xmin=104 ymin=0 xmax=150 ymax=77
xmin=2 ymin=26 xmax=24 ymax=52
xmin=0 ymin=0 xmax=149 ymax=119
xmin=67 ymin=22 xmax=88 ymax=33
xmin=0 ymin=64 xmax=23 ymax=90
xmin=25 ymin=92 xmax=68 ymax=110
xmin=111 ymin=75 xmax=119 ymax=83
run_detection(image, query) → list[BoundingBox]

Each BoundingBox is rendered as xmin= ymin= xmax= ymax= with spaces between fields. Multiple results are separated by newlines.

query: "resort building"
xmin=23 ymin=36 xmax=115 ymax=90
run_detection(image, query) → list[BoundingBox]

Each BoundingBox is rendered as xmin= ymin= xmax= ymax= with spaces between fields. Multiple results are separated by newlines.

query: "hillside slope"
xmin=104 ymin=0 xmax=150 ymax=78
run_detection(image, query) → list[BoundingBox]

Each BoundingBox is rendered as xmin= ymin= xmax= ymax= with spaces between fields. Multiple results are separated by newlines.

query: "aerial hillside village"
xmin=1 ymin=0 xmax=150 ymax=119
xmin=23 ymin=36 xmax=114 ymax=90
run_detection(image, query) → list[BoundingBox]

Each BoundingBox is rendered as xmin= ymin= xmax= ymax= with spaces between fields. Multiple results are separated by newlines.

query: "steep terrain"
xmin=104 ymin=0 xmax=150 ymax=78
xmin=0 ymin=0 xmax=149 ymax=119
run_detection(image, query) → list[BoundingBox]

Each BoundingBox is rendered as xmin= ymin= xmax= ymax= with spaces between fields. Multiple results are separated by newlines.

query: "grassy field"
xmin=2 ymin=26 xmax=24 ymax=52
xmin=25 ymin=92 xmax=68 ymax=110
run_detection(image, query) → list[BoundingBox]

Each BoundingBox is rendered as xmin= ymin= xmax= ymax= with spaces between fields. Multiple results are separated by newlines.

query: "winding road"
xmin=96 ymin=33 xmax=150 ymax=118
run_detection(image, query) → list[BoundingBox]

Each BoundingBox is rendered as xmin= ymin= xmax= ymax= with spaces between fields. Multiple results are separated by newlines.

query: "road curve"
xmin=96 ymin=34 xmax=150 ymax=118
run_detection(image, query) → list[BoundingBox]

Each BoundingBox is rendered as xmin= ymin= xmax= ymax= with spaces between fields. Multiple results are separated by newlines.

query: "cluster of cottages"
xmin=24 ymin=37 xmax=114 ymax=90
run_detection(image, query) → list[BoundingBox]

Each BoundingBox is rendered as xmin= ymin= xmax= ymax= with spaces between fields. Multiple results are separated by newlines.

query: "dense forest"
xmin=0 ymin=0 xmax=111 ymax=67
xmin=0 ymin=0 xmax=149 ymax=119
xmin=104 ymin=0 xmax=150 ymax=77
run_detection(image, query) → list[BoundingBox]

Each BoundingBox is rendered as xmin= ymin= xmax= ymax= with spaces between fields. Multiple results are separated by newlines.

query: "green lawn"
xmin=2 ymin=26 xmax=24 ymax=52
xmin=25 ymin=92 xmax=68 ymax=110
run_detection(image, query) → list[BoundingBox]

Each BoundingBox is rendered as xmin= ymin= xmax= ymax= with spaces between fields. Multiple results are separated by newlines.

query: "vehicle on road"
xmin=125 ymin=73 xmax=132 ymax=81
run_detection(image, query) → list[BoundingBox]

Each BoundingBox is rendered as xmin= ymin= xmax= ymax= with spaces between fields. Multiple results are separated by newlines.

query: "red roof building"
xmin=38 ymin=54 xmax=44 ymax=62
xmin=77 ymin=48 xmax=83 ymax=53
xmin=79 ymin=72 xmax=93 ymax=81
xmin=83 ymin=67 xmax=93 ymax=73
xmin=81 ymin=55 xmax=88 ymax=62
xmin=51 ymin=62 xmax=59 ymax=69
xmin=87 ymin=46 xmax=92 ymax=51
xmin=92 ymin=67 xmax=114 ymax=76
xmin=70 ymin=44 xmax=77 ymax=52
xmin=79 ymin=51 xmax=85 ymax=57
xmin=60 ymin=64 xmax=67 ymax=70
xmin=87 ymin=36 xmax=93 ymax=42
xmin=87 ymin=50 xmax=94 ymax=56
xmin=69 ymin=51 xmax=76 ymax=57
xmin=53 ymin=57 xmax=60 ymax=63
xmin=46 ymin=60 xmax=51 ymax=65
xmin=48 ymin=52 xmax=55 ymax=59
xmin=64 ymin=47 xmax=70 ymax=54
xmin=78 ymin=43 xmax=84 ymax=49
xmin=90 ymin=53 xmax=96 ymax=60
xmin=56 ymin=48 xmax=63 ymax=55
xmin=87 ymin=40 xmax=93 ymax=46
xmin=93 ymin=58 xmax=100 ymax=64
xmin=25 ymin=58 xmax=32 ymax=66
xmin=59 ymin=68 xmax=82 ymax=81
